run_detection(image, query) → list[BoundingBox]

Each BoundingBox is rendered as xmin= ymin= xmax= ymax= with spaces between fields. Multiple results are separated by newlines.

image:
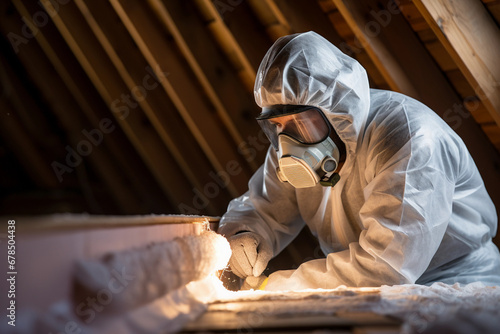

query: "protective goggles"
xmin=256 ymin=105 xmax=330 ymax=150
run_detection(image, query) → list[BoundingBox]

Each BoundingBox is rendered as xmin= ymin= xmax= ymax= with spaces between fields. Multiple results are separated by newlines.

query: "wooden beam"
xmin=318 ymin=3 xmax=389 ymax=90
xmin=4 ymin=1 xmax=146 ymax=213
xmin=38 ymin=0 xmax=199 ymax=212
xmin=9 ymin=0 xmax=173 ymax=213
xmin=331 ymin=0 xmax=420 ymax=98
xmin=482 ymin=0 xmax=500 ymax=28
xmin=274 ymin=0 xmax=345 ymax=47
xmin=413 ymin=0 xmax=500 ymax=128
xmin=73 ymin=0 xmax=233 ymax=213
xmin=148 ymin=0 xmax=267 ymax=168
xmin=109 ymin=0 xmax=254 ymax=199
xmin=465 ymin=98 xmax=496 ymax=124
xmin=194 ymin=0 xmax=257 ymax=92
xmin=483 ymin=124 xmax=500 ymax=151
xmin=397 ymin=0 xmax=500 ymax=157
xmin=145 ymin=0 xmax=261 ymax=171
xmin=247 ymin=0 xmax=292 ymax=40
xmin=424 ymin=39 xmax=457 ymax=72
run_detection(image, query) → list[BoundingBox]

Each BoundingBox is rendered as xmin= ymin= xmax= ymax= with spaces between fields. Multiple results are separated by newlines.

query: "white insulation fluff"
xmin=73 ymin=230 xmax=231 ymax=314
xmin=1 ymin=230 xmax=231 ymax=334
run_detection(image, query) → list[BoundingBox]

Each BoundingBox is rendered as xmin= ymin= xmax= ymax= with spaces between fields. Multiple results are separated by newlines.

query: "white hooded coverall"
xmin=218 ymin=31 xmax=500 ymax=290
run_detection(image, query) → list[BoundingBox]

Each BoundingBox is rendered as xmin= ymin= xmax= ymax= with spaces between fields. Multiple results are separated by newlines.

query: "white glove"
xmin=227 ymin=231 xmax=273 ymax=278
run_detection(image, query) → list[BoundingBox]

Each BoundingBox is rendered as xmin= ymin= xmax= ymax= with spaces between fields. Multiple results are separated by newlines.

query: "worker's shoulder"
xmin=366 ymin=89 xmax=467 ymax=163
xmin=368 ymin=89 xmax=455 ymax=139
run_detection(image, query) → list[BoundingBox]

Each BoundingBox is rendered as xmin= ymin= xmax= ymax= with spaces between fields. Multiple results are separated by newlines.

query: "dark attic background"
xmin=1 ymin=0 xmax=500 ymax=253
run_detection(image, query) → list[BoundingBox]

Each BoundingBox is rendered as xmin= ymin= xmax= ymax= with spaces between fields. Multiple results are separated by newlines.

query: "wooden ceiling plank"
xmin=398 ymin=0 xmax=430 ymax=32
xmin=247 ymin=0 xmax=292 ymax=40
xmin=148 ymin=1 xmax=267 ymax=169
xmin=145 ymin=0 xmax=260 ymax=171
xmin=445 ymin=69 xmax=477 ymax=98
xmin=317 ymin=2 xmax=389 ymax=90
xmin=424 ymin=40 xmax=457 ymax=72
xmin=273 ymin=0 xmax=345 ymax=46
xmin=484 ymin=2 xmax=500 ymax=26
xmin=6 ymin=1 xmax=146 ymax=213
xmin=325 ymin=9 xmax=355 ymax=39
xmin=317 ymin=0 xmax=337 ymax=13
xmin=396 ymin=0 xmax=500 ymax=151
xmin=110 ymin=0 xmax=254 ymax=198
xmin=413 ymin=0 xmax=500 ymax=128
xmin=465 ymin=99 xmax=496 ymax=124
xmin=73 ymin=0 xmax=228 ymax=213
xmin=9 ymin=0 xmax=172 ymax=213
xmin=38 ymin=0 xmax=199 ymax=210
xmin=482 ymin=124 xmax=500 ymax=151
xmin=331 ymin=0 xmax=420 ymax=98
xmin=194 ymin=0 xmax=257 ymax=92
xmin=416 ymin=28 xmax=438 ymax=43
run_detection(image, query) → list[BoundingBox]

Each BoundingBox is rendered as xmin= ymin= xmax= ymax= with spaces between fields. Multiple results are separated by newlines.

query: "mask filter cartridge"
xmin=276 ymin=134 xmax=340 ymax=188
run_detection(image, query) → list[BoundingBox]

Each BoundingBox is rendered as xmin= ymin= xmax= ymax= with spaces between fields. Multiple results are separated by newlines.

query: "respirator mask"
xmin=257 ymin=105 xmax=341 ymax=188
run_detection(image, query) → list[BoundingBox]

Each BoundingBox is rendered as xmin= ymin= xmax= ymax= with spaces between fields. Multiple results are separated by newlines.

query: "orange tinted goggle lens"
xmin=257 ymin=106 xmax=330 ymax=150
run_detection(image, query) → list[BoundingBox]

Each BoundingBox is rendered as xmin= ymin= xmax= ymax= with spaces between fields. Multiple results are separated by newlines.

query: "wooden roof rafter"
xmin=413 ymin=0 xmax=500 ymax=129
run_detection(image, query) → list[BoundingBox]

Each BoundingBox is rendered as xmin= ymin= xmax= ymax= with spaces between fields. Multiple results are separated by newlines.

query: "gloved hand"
xmin=227 ymin=231 xmax=272 ymax=278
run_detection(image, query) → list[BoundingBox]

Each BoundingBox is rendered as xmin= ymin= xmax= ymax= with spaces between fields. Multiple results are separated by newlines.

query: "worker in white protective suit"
xmin=218 ymin=31 xmax=500 ymax=291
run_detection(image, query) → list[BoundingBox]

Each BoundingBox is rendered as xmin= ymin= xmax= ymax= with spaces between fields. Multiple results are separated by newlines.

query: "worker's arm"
xmin=218 ymin=146 xmax=305 ymax=265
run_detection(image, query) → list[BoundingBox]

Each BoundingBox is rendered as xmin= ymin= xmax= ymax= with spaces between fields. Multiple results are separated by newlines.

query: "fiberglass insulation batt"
xmin=73 ymin=230 xmax=231 ymax=314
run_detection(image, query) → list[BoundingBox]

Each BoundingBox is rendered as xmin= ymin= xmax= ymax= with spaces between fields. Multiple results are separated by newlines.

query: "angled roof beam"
xmin=414 ymin=0 xmax=500 ymax=128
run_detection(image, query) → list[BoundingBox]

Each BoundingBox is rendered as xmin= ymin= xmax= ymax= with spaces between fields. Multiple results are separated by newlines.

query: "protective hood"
xmin=254 ymin=31 xmax=370 ymax=157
